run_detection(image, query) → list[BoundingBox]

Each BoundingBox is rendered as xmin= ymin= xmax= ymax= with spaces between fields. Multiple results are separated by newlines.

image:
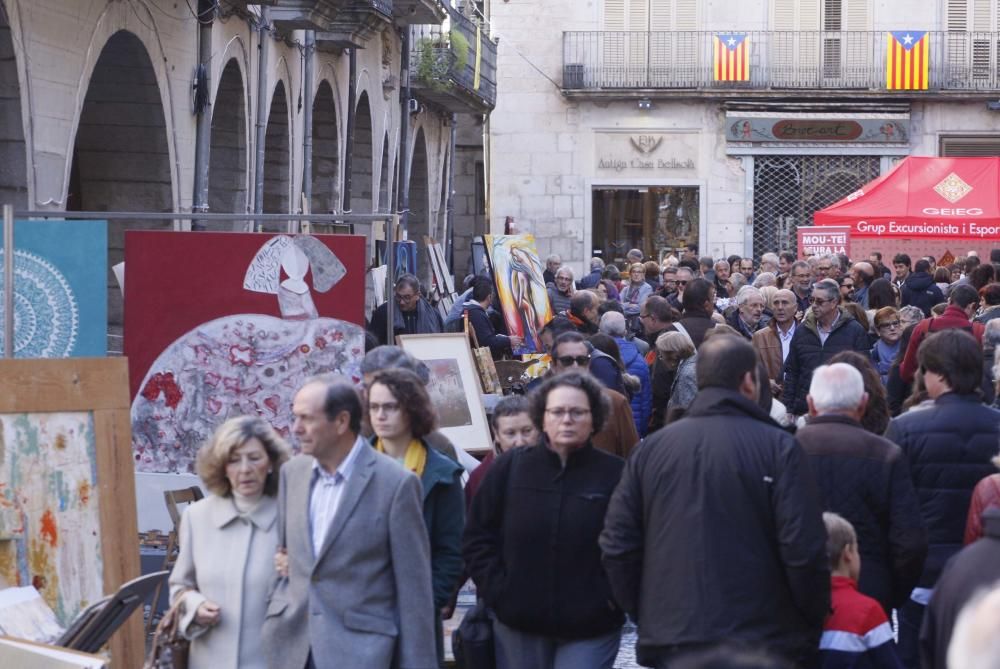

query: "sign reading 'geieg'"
xmin=727 ymin=117 xmax=909 ymax=144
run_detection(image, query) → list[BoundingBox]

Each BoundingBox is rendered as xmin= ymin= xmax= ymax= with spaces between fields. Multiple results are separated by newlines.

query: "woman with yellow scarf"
xmin=367 ymin=367 xmax=465 ymax=664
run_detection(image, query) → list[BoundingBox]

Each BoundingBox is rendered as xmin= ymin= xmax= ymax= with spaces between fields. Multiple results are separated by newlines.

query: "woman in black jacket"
xmin=463 ymin=371 xmax=625 ymax=669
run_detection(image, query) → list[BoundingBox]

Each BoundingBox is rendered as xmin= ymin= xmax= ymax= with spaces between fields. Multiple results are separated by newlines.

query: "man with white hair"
xmin=600 ymin=311 xmax=652 ymax=436
xmin=760 ymin=252 xmax=779 ymax=275
xmin=796 ymin=363 xmax=927 ymax=617
xmin=543 ymin=254 xmax=562 ymax=286
xmin=579 ymin=256 xmax=605 ymax=289
xmin=627 ymin=248 xmax=644 ymax=265
xmin=921 ymin=510 xmax=1000 ymax=669
xmin=725 ymin=285 xmax=767 ymax=340
xmin=547 ymin=266 xmax=574 ymax=315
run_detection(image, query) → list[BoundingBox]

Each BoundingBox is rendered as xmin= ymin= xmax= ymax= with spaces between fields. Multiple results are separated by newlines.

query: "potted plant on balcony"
xmin=414 ymin=28 xmax=470 ymax=92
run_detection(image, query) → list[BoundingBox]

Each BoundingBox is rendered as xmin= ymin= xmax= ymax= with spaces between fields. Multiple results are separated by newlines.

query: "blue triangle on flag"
xmin=890 ymin=31 xmax=927 ymax=50
xmin=717 ymin=34 xmax=747 ymax=50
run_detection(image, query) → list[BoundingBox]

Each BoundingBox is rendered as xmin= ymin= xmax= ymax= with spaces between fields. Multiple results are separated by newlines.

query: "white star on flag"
xmin=903 ymin=34 xmax=913 ymax=44
xmin=727 ymin=37 xmax=735 ymax=47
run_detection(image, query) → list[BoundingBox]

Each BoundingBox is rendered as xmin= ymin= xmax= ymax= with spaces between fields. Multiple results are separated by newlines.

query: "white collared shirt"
xmin=777 ymin=321 xmax=797 ymax=362
xmin=309 ymin=435 xmax=365 ymax=557
xmin=817 ymin=312 xmax=841 ymax=346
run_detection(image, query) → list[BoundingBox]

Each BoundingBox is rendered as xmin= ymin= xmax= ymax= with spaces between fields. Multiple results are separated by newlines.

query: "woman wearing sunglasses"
xmin=463 ymin=371 xmax=625 ymax=669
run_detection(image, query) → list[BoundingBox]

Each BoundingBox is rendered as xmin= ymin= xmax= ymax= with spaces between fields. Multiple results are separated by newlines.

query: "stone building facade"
xmin=0 ymin=0 xmax=494 ymax=347
xmin=488 ymin=0 xmax=1000 ymax=275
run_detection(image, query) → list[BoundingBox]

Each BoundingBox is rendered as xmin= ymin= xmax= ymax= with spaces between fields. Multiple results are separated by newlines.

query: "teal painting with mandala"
xmin=0 ymin=220 xmax=107 ymax=358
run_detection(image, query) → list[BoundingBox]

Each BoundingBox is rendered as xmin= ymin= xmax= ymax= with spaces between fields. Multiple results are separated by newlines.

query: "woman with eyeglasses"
xmin=656 ymin=330 xmax=698 ymax=416
xmin=463 ymin=371 xmax=625 ymax=669
xmin=870 ymin=307 xmax=903 ymax=385
xmin=366 ymin=367 xmax=465 ymax=663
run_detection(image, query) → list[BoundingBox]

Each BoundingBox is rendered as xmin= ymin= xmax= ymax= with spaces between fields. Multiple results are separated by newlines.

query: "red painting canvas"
xmin=125 ymin=231 xmax=366 ymax=473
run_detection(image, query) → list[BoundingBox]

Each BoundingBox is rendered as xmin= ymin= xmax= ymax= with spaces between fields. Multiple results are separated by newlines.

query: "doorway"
xmin=591 ymin=186 xmax=699 ymax=266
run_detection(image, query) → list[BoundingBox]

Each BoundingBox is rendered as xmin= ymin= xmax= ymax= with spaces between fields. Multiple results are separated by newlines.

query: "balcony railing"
xmin=563 ymin=30 xmax=1000 ymax=93
xmin=410 ymin=9 xmax=497 ymax=113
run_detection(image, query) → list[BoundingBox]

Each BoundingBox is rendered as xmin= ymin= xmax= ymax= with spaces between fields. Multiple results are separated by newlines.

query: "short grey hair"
xmin=546 ymin=254 xmax=561 ymax=264
xmin=555 ymin=266 xmax=575 ymax=280
xmin=984 ymin=319 xmax=1000 ymax=348
xmin=599 ymin=311 xmax=627 ymax=337
xmin=899 ymin=305 xmax=924 ymax=325
xmin=809 ymin=363 xmax=864 ymax=413
xmin=730 ymin=273 xmax=748 ymax=292
xmin=589 ymin=256 xmax=605 ymax=271
xmin=360 ymin=346 xmax=430 ymax=384
xmin=714 ymin=259 xmax=730 ymax=271
xmin=760 ymin=252 xmax=779 ymax=268
xmin=734 ymin=285 xmax=764 ymax=307
xmin=627 ymin=248 xmax=643 ymax=260
xmin=813 ymin=279 xmax=840 ymax=301
xmin=752 ymin=272 xmax=777 ymax=288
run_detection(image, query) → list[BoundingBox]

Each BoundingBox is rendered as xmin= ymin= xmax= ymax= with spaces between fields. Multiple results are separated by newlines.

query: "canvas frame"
xmin=396 ymin=333 xmax=493 ymax=453
xmin=0 ymin=358 xmax=141 ymax=668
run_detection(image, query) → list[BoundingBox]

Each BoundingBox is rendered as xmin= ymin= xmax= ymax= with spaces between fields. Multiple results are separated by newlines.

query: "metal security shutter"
xmin=939 ymin=134 xmax=1000 ymax=155
xmin=751 ymin=155 xmax=880 ymax=257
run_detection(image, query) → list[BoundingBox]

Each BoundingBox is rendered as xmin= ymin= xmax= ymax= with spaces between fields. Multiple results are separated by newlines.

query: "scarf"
xmin=375 ymin=438 xmax=427 ymax=477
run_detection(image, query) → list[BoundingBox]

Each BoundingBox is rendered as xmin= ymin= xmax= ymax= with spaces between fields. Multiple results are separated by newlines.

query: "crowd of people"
xmin=166 ymin=244 xmax=1000 ymax=669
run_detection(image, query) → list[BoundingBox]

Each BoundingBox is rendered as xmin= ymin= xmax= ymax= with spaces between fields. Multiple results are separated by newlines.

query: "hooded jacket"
xmin=616 ymin=336 xmax=652 ymax=436
xmin=600 ymin=387 xmax=830 ymax=667
xmin=782 ymin=307 xmax=870 ymax=415
xmin=901 ymin=271 xmax=944 ymax=318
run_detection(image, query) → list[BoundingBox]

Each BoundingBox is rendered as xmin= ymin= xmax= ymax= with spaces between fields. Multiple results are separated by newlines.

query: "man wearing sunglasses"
xmin=548 ymin=331 xmax=639 ymax=458
xmin=783 ymin=280 xmax=870 ymax=421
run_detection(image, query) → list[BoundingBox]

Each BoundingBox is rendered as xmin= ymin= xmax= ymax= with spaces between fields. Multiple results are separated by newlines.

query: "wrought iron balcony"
xmin=563 ymin=30 xmax=1000 ymax=97
xmin=410 ymin=9 xmax=497 ymax=114
xmin=268 ymin=1 xmax=345 ymax=31
xmin=314 ymin=0 xmax=392 ymax=48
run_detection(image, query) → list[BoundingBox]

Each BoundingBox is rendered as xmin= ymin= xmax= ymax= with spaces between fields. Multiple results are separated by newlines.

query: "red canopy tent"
xmin=813 ymin=156 xmax=1000 ymax=263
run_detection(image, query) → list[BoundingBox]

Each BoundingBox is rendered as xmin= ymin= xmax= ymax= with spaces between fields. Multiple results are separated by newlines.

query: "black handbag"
xmin=452 ymin=600 xmax=495 ymax=669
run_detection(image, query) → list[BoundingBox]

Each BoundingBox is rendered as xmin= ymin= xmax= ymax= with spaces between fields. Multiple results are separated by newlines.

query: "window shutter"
xmin=772 ymin=0 xmax=820 ymax=84
xmin=604 ymin=0 xmax=626 ymax=29
xmin=947 ymin=0 xmax=968 ymax=30
xmin=940 ymin=134 xmax=1000 ymax=156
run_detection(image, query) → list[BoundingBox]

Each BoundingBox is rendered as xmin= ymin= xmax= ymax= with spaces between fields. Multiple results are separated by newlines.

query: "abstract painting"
xmin=483 ymin=235 xmax=553 ymax=355
xmin=0 ymin=412 xmax=103 ymax=626
xmin=126 ymin=232 xmax=367 ymax=474
xmin=0 ymin=220 xmax=107 ymax=357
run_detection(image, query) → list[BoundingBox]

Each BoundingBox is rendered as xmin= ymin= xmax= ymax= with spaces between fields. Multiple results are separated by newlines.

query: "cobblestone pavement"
xmin=615 ymin=621 xmax=642 ymax=668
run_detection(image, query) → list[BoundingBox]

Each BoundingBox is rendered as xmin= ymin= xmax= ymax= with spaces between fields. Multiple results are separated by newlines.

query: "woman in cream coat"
xmin=169 ymin=416 xmax=290 ymax=669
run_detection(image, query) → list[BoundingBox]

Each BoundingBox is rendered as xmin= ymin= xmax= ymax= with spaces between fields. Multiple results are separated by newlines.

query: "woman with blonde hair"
xmin=656 ymin=330 xmax=698 ymax=413
xmin=169 ymin=416 xmax=291 ymax=669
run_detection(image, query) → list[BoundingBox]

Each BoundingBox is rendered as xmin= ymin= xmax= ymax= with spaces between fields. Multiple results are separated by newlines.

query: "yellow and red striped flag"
xmin=886 ymin=30 xmax=929 ymax=90
xmin=714 ymin=34 xmax=750 ymax=82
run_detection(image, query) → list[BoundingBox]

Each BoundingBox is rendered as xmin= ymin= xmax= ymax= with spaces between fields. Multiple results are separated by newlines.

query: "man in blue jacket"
xmin=900 ymin=258 xmax=944 ymax=318
xmin=461 ymin=276 xmax=522 ymax=359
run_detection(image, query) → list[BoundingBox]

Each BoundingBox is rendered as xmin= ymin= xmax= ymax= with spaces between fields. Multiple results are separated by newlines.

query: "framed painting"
xmin=0 ymin=358 xmax=141 ymax=668
xmin=397 ymin=333 xmax=492 ymax=453
xmin=483 ymin=235 xmax=553 ymax=355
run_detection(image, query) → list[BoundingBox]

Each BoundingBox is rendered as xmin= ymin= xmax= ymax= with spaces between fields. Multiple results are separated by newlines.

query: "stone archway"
xmin=69 ymin=30 xmax=174 ymax=350
xmin=208 ymin=59 xmax=247 ymax=223
xmin=409 ymin=128 xmax=430 ymax=277
xmin=350 ymin=92 xmax=373 ymax=214
xmin=0 ymin=5 xmax=26 ymax=209
xmin=262 ymin=81 xmax=290 ymax=225
xmin=311 ymin=80 xmax=339 ymax=213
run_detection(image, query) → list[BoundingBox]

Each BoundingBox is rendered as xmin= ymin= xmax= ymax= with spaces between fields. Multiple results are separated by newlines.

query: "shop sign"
xmin=727 ymin=117 xmax=908 ymax=143
xmin=797 ymin=226 xmax=851 ymax=257
xmin=595 ymin=133 xmax=697 ymax=173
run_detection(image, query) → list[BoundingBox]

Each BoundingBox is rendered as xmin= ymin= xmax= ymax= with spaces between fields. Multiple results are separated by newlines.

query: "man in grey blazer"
xmin=262 ymin=376 xmax=438 ymax=669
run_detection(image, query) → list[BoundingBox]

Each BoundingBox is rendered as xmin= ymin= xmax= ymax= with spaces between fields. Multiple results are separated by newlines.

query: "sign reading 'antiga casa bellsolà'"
xmin=595 ymin=132 xmax=698 ymax=174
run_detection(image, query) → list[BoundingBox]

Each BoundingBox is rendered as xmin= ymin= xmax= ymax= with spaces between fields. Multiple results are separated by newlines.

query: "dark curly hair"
xmin=529 ymin=370 xmax=609 ymax=436
xmin=368 ymin=367 xmax=437 ymax=439
xmin=828 ymin=350 xmax=890 ymax=435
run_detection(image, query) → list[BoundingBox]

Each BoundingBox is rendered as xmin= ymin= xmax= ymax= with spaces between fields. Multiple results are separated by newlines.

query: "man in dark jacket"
xmin=368 ymin=273 xmax=443 ymax=346
xmin=600 ymin=335 xmax=830 ymax=669
xmin=899 ymin=284 xmax=985 ymax=383
xmin=641 ymin=295 xmax=680 ymax=433
xmin=796 ymin=363 xmax=927 ymax=615
xmin=885 ymin=329 xmax=1000 ymax=667
xmin=919 ymin=509 xmax=1000 ymax=669
xmin=782 ymin=280 xmax=870 ymax=418
xmin=578 ymin=256 xmax=605 ymax=289
xmin=900 ymin=258 xmax=944 ymax=318
xmin=677 ymin=278 xmax=718 ymax=349
xmin=461 ymin=276 xmax=523 ymax=359
xmin=567 ymin=291 xmax=599 ymax=335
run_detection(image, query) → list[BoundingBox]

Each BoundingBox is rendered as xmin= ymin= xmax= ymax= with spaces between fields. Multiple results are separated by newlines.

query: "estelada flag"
xmin=886 ymin=30 xmax=929 ymax=90
xmin=714 ymin=34 xmax=750 ymax=82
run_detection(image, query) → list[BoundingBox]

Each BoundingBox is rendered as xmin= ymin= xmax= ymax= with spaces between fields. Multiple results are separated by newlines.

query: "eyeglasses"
xmin=555 ymin=355 xmax=590 ymax=367
xmin=793 ymin=273 xmax=811 ymax=279
xmin=394 ymin=292 xmax=417 ymax=302
xmin=878 ymin=321 xmax=901 ymax=330
xmin=368 ymin=402 xmax=401 ymax=415
xmin=545 ymin=407 xmax=591 ymax=421
xmin=810 ymin=297 xmax=833 ymax=306
xmin=676 ymin=280 xmax=689 ymax=286
xmin=817 ymin=265 xmax=832 ymax=271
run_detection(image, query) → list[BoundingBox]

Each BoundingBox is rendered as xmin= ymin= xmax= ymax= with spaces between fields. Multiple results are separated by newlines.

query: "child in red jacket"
xmin=820 ymin=512 xmax=905 ymax=669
